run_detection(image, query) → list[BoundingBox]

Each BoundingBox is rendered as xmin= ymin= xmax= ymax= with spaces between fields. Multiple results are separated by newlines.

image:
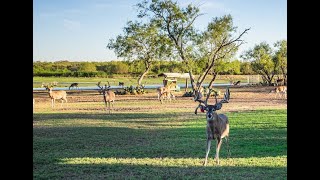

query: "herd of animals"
xmin=33 ymin=78 xmax=286 ymax=165
xmin=33 ymin=79 xmax=287 ymax=109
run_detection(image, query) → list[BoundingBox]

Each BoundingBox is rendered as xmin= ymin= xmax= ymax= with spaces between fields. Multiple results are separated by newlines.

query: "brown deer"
xmin=97 ymin=81 xmax=116 ymax=113
xmin=194 ymin=87 xmax=231 ymax=166
xmin=269 ymin=86 xmax=287 ymax=99
xmin=43 ymin=85 xmax=67 ymax=108
xmin=69 ymin=83 xmax=79 ymax=90
xmin=157 ymin=86 xmax=175 ymax=104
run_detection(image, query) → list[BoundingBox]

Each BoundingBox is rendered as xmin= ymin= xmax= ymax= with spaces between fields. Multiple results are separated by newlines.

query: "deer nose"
xmin=207 ymin=114 xmax=212 ymax=119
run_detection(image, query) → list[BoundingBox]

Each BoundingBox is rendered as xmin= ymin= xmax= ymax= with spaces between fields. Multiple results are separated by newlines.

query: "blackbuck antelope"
xmin=69 ymin=83 xmax=79 ymax=90
xmin=97 ymin=81 xmax=115 ymax=113
xmin=269 ymin=86 xmax=287 ymax=99
xmin=194 ymin=87 xmax=231 ymax=166
xmin=157 ymin=86 xmax=175 ymax=104
xmin=43 ymin=85 xmax=67 ymax=108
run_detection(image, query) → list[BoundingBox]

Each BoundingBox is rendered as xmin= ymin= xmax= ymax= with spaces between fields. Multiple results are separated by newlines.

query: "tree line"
xmin=34 ymin=39 xmax=286 ymax=85
xmin=33 ymin=59 xmax=254 ymax=77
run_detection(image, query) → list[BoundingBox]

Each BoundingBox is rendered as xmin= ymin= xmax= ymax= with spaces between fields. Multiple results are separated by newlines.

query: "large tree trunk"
xmin=137 ymin=60 xmax=151 ymax=86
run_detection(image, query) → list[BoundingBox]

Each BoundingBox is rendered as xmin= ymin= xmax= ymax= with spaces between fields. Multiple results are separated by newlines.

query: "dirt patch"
xmin=33 ymin=86 xmax=286 ymax=112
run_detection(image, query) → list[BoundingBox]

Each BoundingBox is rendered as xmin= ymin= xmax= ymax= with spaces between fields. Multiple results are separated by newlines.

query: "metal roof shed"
xmin=158 ymin=73 xmax=192 ymax=92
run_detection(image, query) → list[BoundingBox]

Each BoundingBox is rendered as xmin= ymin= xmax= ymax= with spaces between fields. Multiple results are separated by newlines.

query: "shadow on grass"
xmin=34 ymin=162 xmax=287 ymax=179
xmin=33 ymin=126 xmax=286 ymax=159
xmin=34 ymin=109 xmax=287 ymax=179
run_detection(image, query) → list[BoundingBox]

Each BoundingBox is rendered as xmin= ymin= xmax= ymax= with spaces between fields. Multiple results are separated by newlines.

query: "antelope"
xmin=43 ymin=85 xmax=67 ymax=108
xmin=69 ymin=83 xmax=79 ymax=90
xmin=97 ymin=81 xmax=115 ymax=113
xmin=269 ymin=86 xmax=287 ymax=99
xmin=194 ymin=87 xmax=231 ymax=166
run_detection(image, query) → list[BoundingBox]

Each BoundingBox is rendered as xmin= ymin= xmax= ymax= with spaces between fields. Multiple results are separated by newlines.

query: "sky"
xmin=33 ymin=0 xmax=287 ymax=62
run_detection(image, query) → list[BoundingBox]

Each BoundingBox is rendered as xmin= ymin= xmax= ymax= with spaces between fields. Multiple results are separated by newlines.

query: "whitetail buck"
xmin=97 ymin=81 xmax=115 ymax=113
xmin=269 ymin=86 xmax=287 ymax=99
xmin=194 ymin=87 xmax=231 ymax=165
xmin=43 ymin=85 xmax=67 ymax=108
xmin=69 ymin=83 xmax=79 ymax=90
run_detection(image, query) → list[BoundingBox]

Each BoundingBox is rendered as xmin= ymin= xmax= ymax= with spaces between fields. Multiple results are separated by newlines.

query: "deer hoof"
xmin=203 ymin=161 xmax=207 ymax=166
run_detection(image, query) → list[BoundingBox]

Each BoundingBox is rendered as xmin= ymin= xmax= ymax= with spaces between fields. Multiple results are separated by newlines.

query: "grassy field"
xmin=33 ymin=75 xmax=260 ymax=88
xmin=33 ymin=91 xmax=287 ymax=179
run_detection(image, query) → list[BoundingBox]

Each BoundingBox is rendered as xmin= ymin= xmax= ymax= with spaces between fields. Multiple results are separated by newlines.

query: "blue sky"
xmin=33 ymin=0 xmax=287 ymax=62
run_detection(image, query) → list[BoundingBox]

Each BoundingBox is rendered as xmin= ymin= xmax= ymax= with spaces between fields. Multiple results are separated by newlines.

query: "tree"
xmin=240 ymin=62 xmax=254 ymax=75
xmin=242 ymin=42 xmax=276 ymax=85
xmin=137 ymin=0 xmax=249 ymax=94
xmin=79 ymin=62 xmax=97 ymax=72
xmin=274 ymin=40 xmax=287 ymax=85
xmin=108 ymin=20 xmax=172 ymax=85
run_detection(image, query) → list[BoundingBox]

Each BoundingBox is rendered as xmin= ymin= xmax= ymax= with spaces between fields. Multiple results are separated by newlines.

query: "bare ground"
xmin=33 ymin=86 xmax=286 ymax=113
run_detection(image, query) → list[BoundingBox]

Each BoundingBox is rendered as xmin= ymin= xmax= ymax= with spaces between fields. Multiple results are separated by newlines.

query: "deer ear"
xmin=214 ymin=103 xmax=222 ymax=110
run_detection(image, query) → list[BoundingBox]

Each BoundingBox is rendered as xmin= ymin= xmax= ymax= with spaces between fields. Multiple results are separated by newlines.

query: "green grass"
xmin=33 ymin=108 xmax=287 ymax=179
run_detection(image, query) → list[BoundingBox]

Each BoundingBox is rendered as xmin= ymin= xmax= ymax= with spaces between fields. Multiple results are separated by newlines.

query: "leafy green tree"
xmin=113 ymin=61 xmax=129 ymax=74
xmin=274 ymin=40 xmax=287 ymax=84
xmin=240 ymin=62 xmax=254 ymax=75
xmin=242 ymin=42 xmax=276 ymax=85
xmin=79 ymin=62 xmax=97 ymax=72
xmin=108 ymin=20 xmax=172 ymax=85
xmin=137 ymin=0 xmax=249 ymax=93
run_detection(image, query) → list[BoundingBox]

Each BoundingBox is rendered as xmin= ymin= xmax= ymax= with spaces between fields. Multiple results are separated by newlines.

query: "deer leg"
xmin=203 ymin=138 xmax=212 ymax=166
xmin=51 ymin=99 xmax=54 ymax=108
xmin=215 ymin=137 xmax=222 ymax=165
xmin=225 ymin=137 xmax=231 ymax=158
xmin=108 ymin=101 xmax=111 ymax=114
xmin=171 ymin=93 xmax=175 ymax=101
xmin=203 ymin=126 xmax=213 ymax=166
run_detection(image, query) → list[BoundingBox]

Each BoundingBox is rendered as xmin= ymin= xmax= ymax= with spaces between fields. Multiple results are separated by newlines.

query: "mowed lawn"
xmin=33 ymin=99 xmax=287 ymax=179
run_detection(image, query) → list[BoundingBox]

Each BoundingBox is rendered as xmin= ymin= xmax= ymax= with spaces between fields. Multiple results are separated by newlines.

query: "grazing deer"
xmin=269 ymin=86 xmax=287 ymax=99
xmin=43 ymin=85 xmax=67 ymax=108
xmin=157 ymin=86 xmax=175 ymax=104
xmin=118 ymin=82 xmax=124 ymax=87
xmin=97 ymin=81 xmax=116 ymax=113
xmin=69 ymin=83 xmax=79 ymax=90
xmin=194 ymin=87 xmax=231 ymax=166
